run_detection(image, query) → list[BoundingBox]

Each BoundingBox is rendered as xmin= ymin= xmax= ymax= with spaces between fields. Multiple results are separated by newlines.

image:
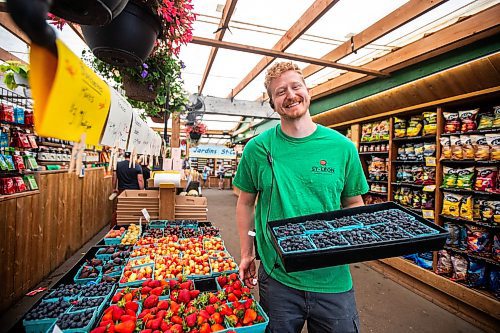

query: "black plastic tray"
xmin=267 ymin=202 xmax=448 ymax=272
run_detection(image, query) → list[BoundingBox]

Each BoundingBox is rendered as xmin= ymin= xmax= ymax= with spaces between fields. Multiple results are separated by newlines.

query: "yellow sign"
xmin=30 ymin=39 xmax=111 ymax=145
xmin=425 ymin=157 xmax=436 ymax=167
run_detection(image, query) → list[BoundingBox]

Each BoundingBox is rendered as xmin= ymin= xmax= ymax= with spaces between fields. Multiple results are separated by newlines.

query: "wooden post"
xmin=350 ymin=123 xmax=360 ymax=148
xmin=171 ymin=113 xmax=181 ymax=148
xmin=159 ymin=183 xmax=175 ymax=220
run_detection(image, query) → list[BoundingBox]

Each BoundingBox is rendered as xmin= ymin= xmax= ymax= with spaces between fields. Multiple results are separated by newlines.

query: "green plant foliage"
xmin=0 ymin=61 xmax=29 ymax=90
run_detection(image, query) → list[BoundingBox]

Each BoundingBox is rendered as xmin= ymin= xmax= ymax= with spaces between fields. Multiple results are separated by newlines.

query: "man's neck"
xmin=280 ymin=114 xmax=317 ymax=138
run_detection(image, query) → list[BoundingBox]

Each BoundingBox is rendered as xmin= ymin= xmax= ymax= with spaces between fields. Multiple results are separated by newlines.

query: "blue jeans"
xmin=258 ymin=265 xmax=360 ymax=333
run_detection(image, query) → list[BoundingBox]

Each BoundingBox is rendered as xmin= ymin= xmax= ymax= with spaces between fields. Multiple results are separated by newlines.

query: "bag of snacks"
xmin=414 ymin=143 xmax=424 ymax=161
xmin=460 ymin=195 xmax=474 ymax=221
xmin=466 ymin=258 xmax=487 ymax=288
xmin=436 ymin=250 xmax=453 ymax=275
xmin=394 ymin=117 xmax=407 ymax=138
xmin=412 ymin=189 xmax=421 ymax=209
xmin=405 ymin=144 xmax=416 ymax=161
xmin=442 ymin=167 xmax=458 ymax=188
xmin=493 ymin=233 xmax=500 ymax=261
xmin=442 ymin=192 xmax=462 ymax=217
xmin=473 ymin=199 xmax=482 ymax=220
xmin=440 ymin=137 xmax=452 ymax=160
xmin=421 ymin=192 xmax=434 ymax=210
xmin=489 ymin=267 xmax=499 ymax=299
xmin=397 ymin=146 xmax=406 ymax=160
xmin=477 ymin=113 xmax=494 ymax=130
xmin=422 ymin=111 xmax=437 ymax=136
xmin=450 ymin=254 xmax=467 ymax=281
xmin=412 ymin=165 xmax=424 ymax=184
xmin=444 ymin=112 xmax=460 ymax=134
xmin=480 ymin=200 xmax=494 ymax=223
xmin=460 ymin=135 xmax=474 ymax=160
xmin=475 ymin=166 xmax=498 ymax=192
xmin=450 ymin=136 xmax=463 ymax=160
xmin=493 ymin=106 xmax=500 ymax=128
xmin=444 ymin=222 xmax=460 ymax=247
xmin=406 ymin=115 xmax=423 ymax=137
xmin=471 ymin=135 xmax=490 ymax=161
xmin=422 ymin=167 xmax=436 ymax=185
xmin=456 ymin=167 xmax=474 ymax=190
xmin=361 ymin=123 xmax=373 ymax=142
xmin=493 ymin=201 xmax=500 ymax=224
xmin=486 ymin=133 xmax=500 ymax=161
xmin=0 ymin=177 xmax=15 ymax=195
xmin=423 ymin=142 xmax=436 ymax=158
xmin=13 ymin=176 xmax=27 ymax=192
xmin=459 ymin=108 xmax=478 ymax=133
xmin=378 ymin=120 xmax=390 ymax=140
xmin=467 ymin=225 xmax=491 ymax=254
xmin=458 ymin=225 xmax=468 ymax=250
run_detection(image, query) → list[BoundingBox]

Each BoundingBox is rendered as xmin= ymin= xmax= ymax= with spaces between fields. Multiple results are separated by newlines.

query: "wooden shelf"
xmin=440 ymin=128 xmax=500 ymax=137
xmin=367 ymin=190 xmax=388 ymax=196
xmin=392 ymin=160 xmax=426 ymax=164
xmin=0 ymin=190 xmax=40 ymax=202
xmin=440 ymin=159 xmax=498 ymax=166
xmin=359 ymin=151 xmax=389 ymax=155
xmin=440 ymin=214 xmax=500 ymax=230
xmin=440 ymin=187 xmax=500 ymax=199
xmin=367 ymin=179 xmax=388 ymax=184
xmin=359 ymin=139 xmax=389 ymax=144
xmin=392 ymin=135 xmax=436 ymax=143
xmin=37 ymin=141 xmax=73 ymax=148
xmin=443 ymin=246 xmax=500 ymax=267
xmin=392 ymin=182 xmax=427 ymax=188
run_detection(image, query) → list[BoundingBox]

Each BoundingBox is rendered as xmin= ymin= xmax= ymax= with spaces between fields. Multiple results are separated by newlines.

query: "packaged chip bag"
xmin=444 ymin=222 xmax=460 ymax=247
xmin=493 ymin=233 xmax=500 ymax=261
xmin=361 ymin=123 xmax=373 ymax=142
xmin=460 ymin=195 xmax=474 ymax=221
xmin=459 ymin=108 xmax=478 ymax=133
xmin=422 ymin=111 xmax=437 ymax=136
xmin=405 ymin=144 xmax=416 ymax=161
xmin=456 ymin=167 xmax=474 ymax=190
xmin=440 ymin=137 xmax=452 ymax=160
xmin=436 ymin=250 xmax=453 ymax=276
xmin=394 ymin=117 xmax=407 ymax=138
xmin=471 ymin=135 xmax=489 ymax=161
xmin=442 ymin=167 xmax=458 ymax=188
xmin=442 ymin=192 xmax=462 ymax=217
xmin=421 ymin=192 xmax=434 ymax=210
xmin=493 ymin=106 xmax=500 ymax=128
xmin=414 ymin=143 xmax=424 ymax=161
xmin=460 ymin=135 xmax=474 ymax=160
xmin=473 ymin=199 xmax=483 ymax=220
xmin=444 ymin=112 xmax=460 ymax=134
xmin=480 ymin=200 xmax=494 ymax=223
xmin=422 ymin=167 xmax=436 ymax=185
xmin=423 ymin=142 xmax=436 ymax=157
xmin=412 ymin=189 xmax=421 ymax=209
xmin=450 ymin=136 xmax=463 ymax=160
xmin=466 ymin=258 xmax=487 ymax=288
xmin=450 ymin=254 xmax=467 ymax=281
xmin=493 ymin=201 xmax=500 ymax=225
xmin=406 ymin=115 xmax=423 ymax=137
xmin=486 ymin=133 xmax=500 ymax=161
xmin=467 ymin=225 xmax=491 ymax=254
xmin=477 ymin=113 xmax=494 ymax=130
xmin=488 ymin=267 xmax=499 ymax=299
xmin=458 ymin=225 xmax=468 ymax=250
xmin=378 ymin=120 xmax=390 ymax=140
xmin=474 ymin=166 xmax=498 ymax=192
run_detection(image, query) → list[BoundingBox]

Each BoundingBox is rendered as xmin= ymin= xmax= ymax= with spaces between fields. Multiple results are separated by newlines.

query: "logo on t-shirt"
xmin=312 ymin=160 xmax=335 ymax=174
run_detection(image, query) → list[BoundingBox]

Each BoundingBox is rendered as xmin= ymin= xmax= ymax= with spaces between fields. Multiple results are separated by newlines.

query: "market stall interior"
xmin=0 ymin=0 xmax=499 ymax=332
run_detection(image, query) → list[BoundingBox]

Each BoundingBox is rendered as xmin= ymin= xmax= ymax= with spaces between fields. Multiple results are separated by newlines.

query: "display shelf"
xmin=392 ymin=160 xmax=426 ymax=164
xmin=0 ymin=120 xmax=32 ymax=128
xmin=359 ymin=151 xmax=389 ymax=155
xmin=367 ymin=179 xmax=388 ymax=184
xmin=440 ymin=159 xmax=499 ymax=166
xmin=440 ymin=128 xmax=500 ymax=137
xmin=392 ymin=135 xmax=436 ymax=143
xmin=439 ymin=214 xmax=500 ymax=230
xmin=443 ymin=246 xmax=500 ymax=267
xmin=0 ymin=190 xmax=40 ymax=202
xmin=391 ymin=182 xmax=428 ymax=188
xmin=439 ymin=187 xmax=500 ymax=198
xmin=359 ymin=139 xmax=389 ymax=144
xmin=367 ymin=190 xmax=388 ymax=196
xmin=37 ymin=141 xmax=72 ymax=148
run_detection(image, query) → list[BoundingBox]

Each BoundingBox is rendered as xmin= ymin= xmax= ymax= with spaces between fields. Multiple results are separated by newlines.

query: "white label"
xmin=52 ymin=325 xmax=63 ymax=333
xmin=141 ymin=208 xmax=150 ymax=222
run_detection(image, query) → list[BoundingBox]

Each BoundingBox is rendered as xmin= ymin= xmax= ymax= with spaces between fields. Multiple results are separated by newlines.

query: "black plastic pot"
xmin=190 ymin=132 xmax=202 ymax=140
xmin=50 ymin=0 xmax=129 ymax=25
xmin=82 ymin=0 xmax=161 ymax=67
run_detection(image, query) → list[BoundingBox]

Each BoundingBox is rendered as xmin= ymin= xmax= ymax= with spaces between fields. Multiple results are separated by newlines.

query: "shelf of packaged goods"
xmin=0 ymin=190 xmax=40 ymax=202
xmin=0 ymin=120 xmax=33 ymax=128
xmin=37 ymin=141 xmax=73 ymax=148
xmin=359 ymin=151 xmax=389 ymax=155
xmin=359 ymin=139 xmax=389 ymax=144
xmin=440 ymin=187 xmax=500 ymax=199
xmin=443 ymin=246 xmax=500 ymax=267
xmin=440 ymin=128 xmax=500 ymax=137
xmin=397 ymin=205 xmax=424 ymax=214
xmin=392 ymin=135 xmax=436 ymax=143
xmin=367 ymin=179 xmax=388 ymax=184
xmin=440 ymin=159 xmax=499 ymax=166
xmin=367 ymin=191 xmax=388 ymax=196
xmin=439 ymin=214 xmax=500 ymax=230
xmin=392 ymin=160 xmax=427 ymax=165
xmin=391 ymin=182 xmax=428 ymax=189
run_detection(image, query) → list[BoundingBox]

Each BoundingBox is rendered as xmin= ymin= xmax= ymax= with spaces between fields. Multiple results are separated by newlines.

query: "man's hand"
xmin=239 ymin=256 xmax=257 ymax=289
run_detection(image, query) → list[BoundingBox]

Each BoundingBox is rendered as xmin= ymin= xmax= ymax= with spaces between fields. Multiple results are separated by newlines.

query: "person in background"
xmin=202 ymin=165 xmax=211 ymax=188
xmin=233 ymin=61 xmax=368 ymax=333
xmin=185 ymin=169 xmax=201 ymax=193
xmin=217 ymin=163 xmax=225 ymax=190
xmin=140 ymin=158 xmax=151 ymax=189
xmin=182 ymin=157 xmax=190 ymax=169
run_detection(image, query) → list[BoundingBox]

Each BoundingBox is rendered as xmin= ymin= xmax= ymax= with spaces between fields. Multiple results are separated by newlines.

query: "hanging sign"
xmin=30 ymin=39 xmax=111 ymax=145
xmin=100 ymin=87 xmax=133 ymax=149
xmin=189 ymin=145 xmax=237 ymax=159
xmin=127 ymin=112 xmax=148 ymax=153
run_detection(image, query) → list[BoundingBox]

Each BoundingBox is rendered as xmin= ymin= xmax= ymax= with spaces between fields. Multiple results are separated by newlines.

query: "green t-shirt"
xmin=233 ymin=124 xmax=369 ymax=293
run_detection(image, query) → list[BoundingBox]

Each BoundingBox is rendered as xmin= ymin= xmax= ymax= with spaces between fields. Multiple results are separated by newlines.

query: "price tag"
xmin=141 ymin=208 xmax=150 ymax=222
xmin=423 ymin=185 xmax=436 ymax=192
xmin=422 ymin=210 xmax=435 ymax=220
xmin=425 ymin=157 xmax=436 ymax=167
xmin=52 ymin=325 xmax=63 ymax=333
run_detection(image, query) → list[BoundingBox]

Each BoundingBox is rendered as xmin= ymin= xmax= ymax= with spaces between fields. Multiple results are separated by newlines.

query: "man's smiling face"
xmin=269 ymin=70 xmax=311 ymax=120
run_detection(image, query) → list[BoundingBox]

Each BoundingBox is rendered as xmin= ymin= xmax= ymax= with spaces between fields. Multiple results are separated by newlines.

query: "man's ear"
xmin=269 ymin=99 xmax=275 ymax=110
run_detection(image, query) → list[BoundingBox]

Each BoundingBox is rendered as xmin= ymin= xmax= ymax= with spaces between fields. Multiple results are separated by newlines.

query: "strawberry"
xmin=211 ymin=323 xmax=225 ymax=332
xmin=219 ymin=304 xmax=232 ymax=316
xmin=138 ymin=308 xmax=150 ymax=319
xmin=228 ymin=273 xmax=238 ymax=281
xmin=205 ymin=304 xmax=216 ymax=315
xmin=171 ymin=324 xmax=183 ymax=333
xmin=169 ymin=279 xmax=179 ymax=290
xmin=227 ymin=293 xmax=238 ymax=302
xmin=189 ymin=290 xmax=200 ymax=299
xmin=210 ymin=312 xmax=223 ymax=324
xmin=120 ymin=315 xmax=136 ymax=322
xmin=158 ymin=300 xmax=169 ymax=310
xmin=123 ymin=292 xmax=133 ymax=302
xmin=140 ymin=330 xmax=152 ymax=333
xmin=232 ymin=280 xmax=242 ymax=290
xmin=150 ymin=280 xmax=161 ymax=288
xmin=115 ymin=320 xmax=136 ymax=333
xmin=144 ymin=295 xmax=159 ymax=309
xmin=185 ymin=313 xmax=197 ymax=327
xmin=150 ymin=287 xmax=164 ymax=296
xmin=180 ymin=280 xmax=192 ymax=290
xmin=217 ymin=275 xmax=227 ymax=287
xmin=243 ymin=299 xmax=254 ymax=309
xmin=125 ymin=301 xmax=139 ymax=312
xmin=170 ymin=300 xmax=180 ymax=314
xmin=243 ymin=308 xmax=257 ymax=325
xmin=171 ymin=315 xmax=183 ymax=325
xmin=178 ymin=289 xmax=191 ymax=303
xmin=233 ymin=289 xmax=242 ymax=298
xmin=199 ymin=309 xmax=210 ymax=319
xmin=90 ymin=327 xmax=107 ymax=333
xmin=160 ymin=321 xmax=170 ymax=332
xmin=226 ymin=314 xmax=238 ymax=327
xmin=142 ymin=286 xmax=152 ymax=295
xmin=197 ymin=314 xmax=207 ymax=326
xmin=209 ymin=294 xmax=219 ymax=304
xmin=256 ymin=315 xmax=265 ymax=323
xmin=150 ymin=319 xmax=162 ymax=330
xmin=199 ymin=323 xmax=211 ymax=333
xmin=112 ymin=291 xmax=123 ymax=303
xmin=112 ymin=306 xmax=125 ymax=321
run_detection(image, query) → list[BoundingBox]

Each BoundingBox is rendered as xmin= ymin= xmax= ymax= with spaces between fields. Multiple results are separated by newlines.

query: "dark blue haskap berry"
xmin=274 ymin=223 xmax=304 ymax=238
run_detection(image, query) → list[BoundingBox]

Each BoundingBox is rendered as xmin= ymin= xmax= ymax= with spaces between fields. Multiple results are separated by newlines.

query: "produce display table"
xmin=15 ymin=220 xmax=269 ymax=333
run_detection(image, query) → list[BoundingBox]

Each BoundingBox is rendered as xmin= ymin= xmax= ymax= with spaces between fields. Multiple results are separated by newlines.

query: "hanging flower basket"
xmin=150 ymin=112 xmax=169 ymax=124
xmin=189 ymin=132 xmax=202 ymax=140
xmin=49 ymin=0 xmax=129 ymax=25
xmin=122 ymin=73 xmax=158 ymax=102
xmin=81 ymin=0 xmax=161 ymax=66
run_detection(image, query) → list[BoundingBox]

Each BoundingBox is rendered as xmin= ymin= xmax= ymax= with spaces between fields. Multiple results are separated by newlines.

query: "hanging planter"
xmin=81 ymin=0 xmax=161 ymax=67
xmin=189 ymin=132 xmax=202 ymax=140
xmin=150 ymin=112 xmax=169 ymax=124
xmin=122 ymin=73 xmax=158 ymax=102
xmin=49 ymin=0 xmax=129 ymax=25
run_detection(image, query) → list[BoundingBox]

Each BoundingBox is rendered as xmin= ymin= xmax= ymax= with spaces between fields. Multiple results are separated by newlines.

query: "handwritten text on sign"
xmin=189 ymin=145 xmax=236 ymax=159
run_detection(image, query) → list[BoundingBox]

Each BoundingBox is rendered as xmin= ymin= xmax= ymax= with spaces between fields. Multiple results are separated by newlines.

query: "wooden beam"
xmin=302 ymin=0 xmax=448 ymax=78
xmin=198 ymin=0 xmax=238 ymax=94
xmin=0 ymin=47 xmax=27 ymax=64
xmin=0 ymin=12 xmax=29 ymax=44
xmin=310 ymin=4 xmax=500 ymax=99
xmin=69 ymin=23 xmax=84 ymax=42
xmin=228 ymin=0 xmax=340 ymax=98
xmin=191 ymin=36 xmax=389 ymax=78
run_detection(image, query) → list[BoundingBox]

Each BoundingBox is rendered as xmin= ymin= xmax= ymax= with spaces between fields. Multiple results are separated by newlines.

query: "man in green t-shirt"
xmin=233 ymin=62 xmax=369 ymax=333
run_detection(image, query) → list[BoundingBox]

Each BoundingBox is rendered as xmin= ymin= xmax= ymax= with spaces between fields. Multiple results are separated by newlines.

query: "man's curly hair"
xmin=264 ymin=62 xmax=304 ymax=96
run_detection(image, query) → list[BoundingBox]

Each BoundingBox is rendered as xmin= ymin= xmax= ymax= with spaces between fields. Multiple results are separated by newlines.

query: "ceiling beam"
xmin=198 ymin=0 xmax=238 ymax=94
xmin=198 ymin=95 xmax=279 ymax=119
xmin=0 ymin=12 xmax=30 ymax=44
xmin=191 ymin=36 xmax=389 ymax=77
xmin=0 ymin=47 xmax=27 ymax=64
xmin=302 ymin=0 xmax=448 ymax=78
xmin=227 ymin=0 xmax=340 ymax=98
xmin=309 ymin=4 xmax=500 ymax=100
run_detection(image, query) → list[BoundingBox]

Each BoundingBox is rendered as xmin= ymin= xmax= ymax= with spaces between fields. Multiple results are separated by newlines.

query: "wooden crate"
xmin=116 ymin=190 xmax=159 ymax=225
xmin=174 ymin=196 xmax=208 ymax=221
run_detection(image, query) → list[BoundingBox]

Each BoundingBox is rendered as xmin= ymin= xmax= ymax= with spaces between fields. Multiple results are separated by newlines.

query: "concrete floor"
xmin=206 ymin=188 xmax=485 ymax=333
xmin=1 ymin=188 xmax=486 ymax=332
